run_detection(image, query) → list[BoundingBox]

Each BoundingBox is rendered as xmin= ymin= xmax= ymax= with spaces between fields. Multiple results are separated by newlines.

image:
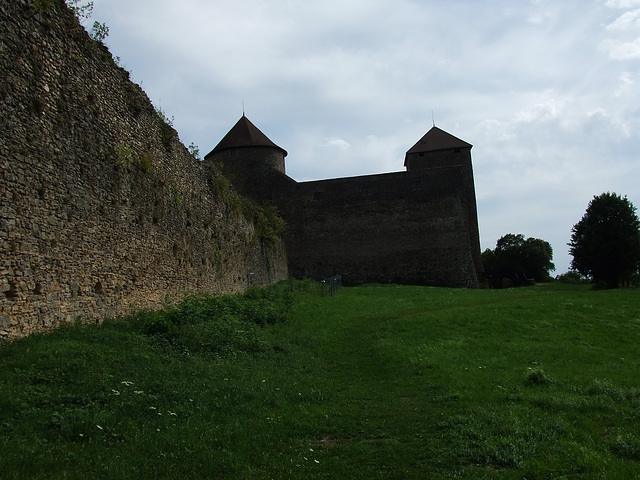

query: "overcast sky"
xmin=90 ymin=0 xmax=640 ymax=275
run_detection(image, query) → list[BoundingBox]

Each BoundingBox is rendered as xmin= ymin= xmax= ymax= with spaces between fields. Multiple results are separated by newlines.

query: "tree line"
xmin=483 ymin=192 xmax=640 ymax=289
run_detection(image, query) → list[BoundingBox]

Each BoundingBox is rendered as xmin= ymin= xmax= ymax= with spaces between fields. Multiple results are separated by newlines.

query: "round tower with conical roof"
xmin=204 ymin=115 xmax=288 ymax=198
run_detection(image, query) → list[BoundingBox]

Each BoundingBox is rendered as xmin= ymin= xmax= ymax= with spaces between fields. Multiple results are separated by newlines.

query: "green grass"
xmin=1 ymin=282 xmax=639 ymax=478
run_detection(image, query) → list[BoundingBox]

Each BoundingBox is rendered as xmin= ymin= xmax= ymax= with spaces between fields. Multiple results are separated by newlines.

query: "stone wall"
xmin=282 ymin=167 xmax=478 ymax=286
xmin=0 ymin=0 xmax=287 ymax=339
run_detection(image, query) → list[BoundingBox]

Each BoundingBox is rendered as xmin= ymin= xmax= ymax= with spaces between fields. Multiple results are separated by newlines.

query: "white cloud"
xmin=318 ymin=138 xmax=351 ymax=149
xmin=615 ymin=70 xmax=637 ymax=96
xmin=605 ymin=9 xmax=640 ymax=30
xmin=514 ymin=98 xmax=562 ymax=124
xmin=606 ymin=0 xmax=640 ymax=8
xmin=608 ymin=37 xmax=640 ymax=58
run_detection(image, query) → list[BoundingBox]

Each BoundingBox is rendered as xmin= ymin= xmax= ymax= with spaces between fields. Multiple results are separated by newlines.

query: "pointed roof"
xmin=406 ymin=126 xmax=472 ymax=155
xmin=205 ymin=115 xmax=287 ymax=158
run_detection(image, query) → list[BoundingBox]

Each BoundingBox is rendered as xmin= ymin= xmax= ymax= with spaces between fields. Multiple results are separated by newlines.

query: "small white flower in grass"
xmin=121 ymin=381 xmax=134 ymax=386
xmin=314 ymin=460 xmax=320 ymax=464
xmin=149 ymin=406 xmax=156 ymax=410
xmin=96 ymin=425 xmax=103 ymax=430
xmin=112 ymin=389 xmax=120 ymax=395
xmin=168 ymin=411 xmax=177 ymax=416
xmin=133 ymin=391 xmax=144 ymax=395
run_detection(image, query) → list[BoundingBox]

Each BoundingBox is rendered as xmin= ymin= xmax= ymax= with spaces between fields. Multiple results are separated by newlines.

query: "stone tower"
xmin=404 ymin=126 xmax=483 ymax=277
xmin=204 ymin=115 xmax=288 ymax=198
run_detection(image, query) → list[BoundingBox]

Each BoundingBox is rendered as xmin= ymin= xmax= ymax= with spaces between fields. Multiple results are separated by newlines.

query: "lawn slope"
xmin=0 ymin=283 xmax=639 ymax=479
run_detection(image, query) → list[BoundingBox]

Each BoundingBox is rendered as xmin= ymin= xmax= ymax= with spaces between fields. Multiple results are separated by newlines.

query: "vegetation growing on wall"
xmin=33 ymin=1 xmax=110 ymax=43
xmin=65 ymin=1 xmax=109 ymax=42
xmin=117 ymin=144 xmax=154 ymax=172
xmin=212 ymin=175 xmax=231 ymax=199
xmin=154 ymin=106 xmax=175 ymax=151
xmin=208 ymin=166 xmax=286 ymax=250
xmin=188 ymin=142 xmax=201 ymax=160
xmin=240 ymin=199 xmax=287 ymax=249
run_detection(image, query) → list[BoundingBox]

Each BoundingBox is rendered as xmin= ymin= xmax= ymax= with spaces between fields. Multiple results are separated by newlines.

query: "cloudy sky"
xmin=89 ymin=0 xmax=640 ymax=275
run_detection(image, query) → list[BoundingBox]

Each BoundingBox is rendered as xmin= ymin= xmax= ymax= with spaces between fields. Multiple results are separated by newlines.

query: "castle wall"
xmin=0 ymin=0 xmax=287 ymax=339
xmin=204 ymin=141 xmax=482 ymax=287
xmin=282 ymin=168 xmax=479 ymax=287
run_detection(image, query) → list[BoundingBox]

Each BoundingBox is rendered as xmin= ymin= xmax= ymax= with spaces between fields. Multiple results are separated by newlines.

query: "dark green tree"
xmin=569 ymin=192 xmax=640 ymax=288
xmin=482 ymin=233 xmax=555 ymax=284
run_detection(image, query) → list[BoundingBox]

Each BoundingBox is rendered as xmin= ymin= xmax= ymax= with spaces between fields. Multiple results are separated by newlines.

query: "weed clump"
xmin=439 ymin=408 xmax=565 ymax=469
xmin=610 ymin=432 xmax=640 ymax=461
xmin=526 ymin=368 xmax=554 ymax=386
xmin=586 ymin=379 xmax=640 ymax=402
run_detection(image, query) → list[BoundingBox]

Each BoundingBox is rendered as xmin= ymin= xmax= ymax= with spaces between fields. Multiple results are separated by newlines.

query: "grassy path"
xmin=281 ymin=284 xmax=640 ymax=478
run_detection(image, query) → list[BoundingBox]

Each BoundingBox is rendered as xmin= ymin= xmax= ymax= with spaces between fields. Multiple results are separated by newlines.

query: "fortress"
xmin=0 ymin=0 xmax=481 ymax=339
xmin=205 ymin=115 xmax=483 ymax=287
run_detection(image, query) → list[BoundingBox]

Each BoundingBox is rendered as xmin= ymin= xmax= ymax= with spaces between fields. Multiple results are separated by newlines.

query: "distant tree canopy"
xmin=482 ymin=233 xmax=555 ymax=284
xmin=569 ymin=192 xmax=640 ymax=289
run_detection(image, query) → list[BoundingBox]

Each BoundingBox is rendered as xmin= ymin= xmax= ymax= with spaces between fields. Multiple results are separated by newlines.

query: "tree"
xmin=482 ymin=233 xmax=555 ymax=284
xmin=569 ymin=192 xmax=640 ymax=288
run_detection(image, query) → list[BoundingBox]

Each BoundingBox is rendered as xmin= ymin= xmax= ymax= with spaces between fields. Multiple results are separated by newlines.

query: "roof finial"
xmin=432 ymin=110 xmax=435 ymax=127
xmin=242 ymin=101 xmax=245 ymax=117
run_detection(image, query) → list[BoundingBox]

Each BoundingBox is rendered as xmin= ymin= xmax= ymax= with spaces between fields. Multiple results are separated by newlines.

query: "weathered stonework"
xmin=0 ymin=0 xmax=287 ymax=339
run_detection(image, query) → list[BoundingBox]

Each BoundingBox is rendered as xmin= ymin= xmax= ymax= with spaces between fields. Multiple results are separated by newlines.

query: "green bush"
xmin=556 ymin=270 xmax=590 ymax=284
xmin=125 ymin=286 xmax=292 ymax=356
xmin=611 ymin=432 xmax=640 ymax=461
xmin=240 ymin=198 xmax=286 ymax=248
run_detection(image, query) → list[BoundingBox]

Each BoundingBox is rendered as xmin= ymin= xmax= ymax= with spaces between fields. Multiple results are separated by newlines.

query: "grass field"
xmin=0 ymin=282 xmax=639 ymax=479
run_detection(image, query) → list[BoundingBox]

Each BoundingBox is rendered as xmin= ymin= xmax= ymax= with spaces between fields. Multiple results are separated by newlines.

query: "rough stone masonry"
xmin=0 ymin=0 xmax=287 ymax=339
